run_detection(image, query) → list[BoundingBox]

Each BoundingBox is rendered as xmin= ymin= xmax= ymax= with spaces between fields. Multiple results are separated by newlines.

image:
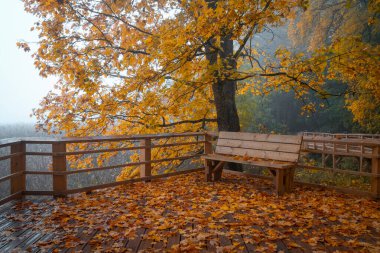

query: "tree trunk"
xmin=205 ymin=32 xmax=240 ymax=132
xmin=212 ymin=79 xmax=240 ymax=132
xmin=212 ymin=34 xmax=240 ymax=132
xmin=206 ymin=28 xmax=242 ymax=172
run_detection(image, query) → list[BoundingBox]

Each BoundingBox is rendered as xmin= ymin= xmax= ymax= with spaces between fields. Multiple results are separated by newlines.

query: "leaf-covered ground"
xmin=4 ymin=172 xmax=380 ymax=252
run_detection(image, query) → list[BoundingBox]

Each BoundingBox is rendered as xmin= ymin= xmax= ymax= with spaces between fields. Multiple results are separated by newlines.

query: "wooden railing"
xmin=1 ymin=132 xmax=379 ymax=205
xmin=301 ymin=135 xmax=380 ymax=197
xmin=0 ymin=132 xmax=208 ymax=205
xmin=303 ymin=131 xmax=380 ymax=139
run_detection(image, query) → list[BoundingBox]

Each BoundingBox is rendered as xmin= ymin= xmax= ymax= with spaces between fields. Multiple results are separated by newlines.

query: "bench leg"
xmin=284 ymin=167 xmax=295 ymax=193
xmin=275 ymin=169 xmax=285 ymax=196
xmin=212 ymin=161 xmax=225 ymax=181
xmin=205 ymin=159 xmax=213 ymax=182
xmin=213 ymin=168 xmax=222 ymax=181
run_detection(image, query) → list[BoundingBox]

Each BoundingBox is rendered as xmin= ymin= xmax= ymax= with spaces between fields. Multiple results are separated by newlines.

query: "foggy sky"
xmin=0 ymin=0 xmax=56 ymax=124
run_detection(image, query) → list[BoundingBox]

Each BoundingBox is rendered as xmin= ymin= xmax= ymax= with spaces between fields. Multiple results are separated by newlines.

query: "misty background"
xmin=0 ymin=0 xmax=56 ymax=125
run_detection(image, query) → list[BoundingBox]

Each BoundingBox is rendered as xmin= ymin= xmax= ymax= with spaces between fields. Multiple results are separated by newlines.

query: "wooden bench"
xmin=203 ymin=131 xmax=303 ymax=195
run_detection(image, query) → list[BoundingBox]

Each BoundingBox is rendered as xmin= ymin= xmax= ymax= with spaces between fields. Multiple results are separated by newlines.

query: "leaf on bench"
xmin=242 ymin=153 xmax=250 ymax=161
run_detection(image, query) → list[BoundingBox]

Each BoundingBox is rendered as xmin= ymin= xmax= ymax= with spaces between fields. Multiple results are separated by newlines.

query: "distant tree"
xmin=237 ymin=83 xmax=359 ymax=134
xmin=287 ymin=0 xmax=380 ymax=132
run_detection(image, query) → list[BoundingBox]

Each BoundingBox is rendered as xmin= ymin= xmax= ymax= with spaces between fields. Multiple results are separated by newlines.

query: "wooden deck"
xmin=0 ymin=172 xmax=379 ymax=253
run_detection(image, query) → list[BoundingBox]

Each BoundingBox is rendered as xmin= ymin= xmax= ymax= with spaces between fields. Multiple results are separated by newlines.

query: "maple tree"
xmin=20 ymin=0 xmax=308 ymax=135
xmin=19 ymin=0 xmax=379 ymax=177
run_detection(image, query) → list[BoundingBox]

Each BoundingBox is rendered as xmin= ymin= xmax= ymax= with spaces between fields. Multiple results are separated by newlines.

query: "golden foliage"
xmin=21 ymin=0 xmax=307 ymax=177
xmin=287 ymin=0 xmax=380 ymax=131
xmin=19 ymin=0 xmax=380 ymax=177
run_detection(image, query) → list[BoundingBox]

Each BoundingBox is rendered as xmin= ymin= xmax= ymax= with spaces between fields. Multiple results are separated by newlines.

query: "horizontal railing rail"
xmin=303 ymin=131 xmax=380 ymax=139
xmin=0 ymin=132 xmax=208 ymax=204
xmin=0 ymin=131 xmax=379 ymax=205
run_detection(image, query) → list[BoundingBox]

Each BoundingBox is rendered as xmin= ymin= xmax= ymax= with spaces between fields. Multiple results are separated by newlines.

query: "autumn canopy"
xmin=18 ymin=0 xmax=380 ymax=176
xmin=19 ymin=0 xmax=378 ymax=133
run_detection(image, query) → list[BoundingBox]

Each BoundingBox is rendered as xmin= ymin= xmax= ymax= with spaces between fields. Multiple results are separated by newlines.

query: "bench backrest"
xmin=215 ymin=132 xmax=303 ymax=163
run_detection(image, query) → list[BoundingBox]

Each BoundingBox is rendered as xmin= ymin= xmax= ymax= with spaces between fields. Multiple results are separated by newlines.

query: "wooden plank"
xmin=13 ymin=232 xmax=44 ymax=251
xmin=0 ymin=202 xmax=36 ymax=229
xmin=0 ymin=152 xmax=23 ymax=161
xmin=218 ymin=138 xmax=301 ymax=153
xmin=29 ymin=233 xmax=56 ymax=253
xmin=218 ymin=227 xmax=232 ymax=248
xmin=0 ymin=199 xmax=53 ymax=249
xmin=154 ymin=140 xmax=204 ymax=149
xmin=215 ymin=146 xmax=299 ymax=162
xmin=0 ymin=139 xmax=22 ymax=148
xmin=285 ymin=167 xmax=295 ymax=192
xmin=23 ymin=191 xmax=55 ymax=196
xmin=24 ymin=152 xmax=53 ymax=156
xmin=0 ymin=222 xmax=28 ymax=247
xmin=302 ymin=148 xmax=375 ymax=159
xmin=275 ymin=169 xmax=285 ymax=196
xmin=299 ymin=164 xmax=378 ymax=178
xmin=203 ymin=154 xmax=294 ymax=169
xmin=303 ymin=137 xmax=380 ymax=147
xmin=10 ymin=142 xmax=26 ymax=195
xmin=0 ymin=172 xmax=24 ymax=184
xmin=138 ymin=228 xmax=154 ymax=251
xmin=204 ymin=133 xmax=213 ymax=155
xmin=78 ymin=230 xmax=99 ymax=253
xmin=27 ymin=142 xmax=203 ymax=156
xmin=276 ymin=240 xmax=290 ymax=253
xmin=152 ymin=239 xmax=165 ymax=251
xmin=240 ymin=231 xmax=256 ymax=252
xmin=68 ymin=229 xmax=98 ymax=253
xmin=371 ymin=146 xmax=380 ymax=198
xmin=219 ymin=132 xmax=302 ymax=144
xmin=231 ymin=234 xmax=248 ymax=252
xmin=0 ymin=192 xmax=23 ymax=206
xmin=304 ymin=143 xmax=373 ymax=154
xmin=41 ymin=153 xmax=202 ymax=176
xmin=20 ymin=132 xmax=204 ymax=144
xmin=0 ymin=228 xmax=36 ymax=252
xmin=58 ymin=145 xmax=144 ymax=156
xmin=0 ymin=200 xmax=19 ymax=216
xmin=200 ymin=226 xmax=216 ymax=252
xmin=140 ymin=138 xmax=152 ymax=178
xmin=125 ymin=227 xmax=145 ymax=252
xmin=166 ymin=232 xmax=180 ymax=250
xmin=52 ymin=142 xmax=67 ymax=197
xmin=97 ymin=229 xmax=123 ymax=251
xmin=205 ymin=159 xmax=213 ymax=182
xmin=24 ymin=171 xmax=54 ymax=175
xmin=211 ymin=161 xmax=225 ymax=174
xmin=0 ymin=201 xmax=54 ymax=251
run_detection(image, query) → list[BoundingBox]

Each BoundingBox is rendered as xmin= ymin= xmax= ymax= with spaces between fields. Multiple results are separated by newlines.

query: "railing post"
xmin=204 ymin=133 xmax=213 ymax=155
xmin=140 ymin=138 xmax=152 ymax=179
xmin=52 ymin=142 xmax=67 ymax=197
xmin=10 ymin=141 xmax=26 ymax=197
xmin=371 ymin=145 xmax=380 ymax=198
xmin=204 ymin=133 xmax=213 ymax=181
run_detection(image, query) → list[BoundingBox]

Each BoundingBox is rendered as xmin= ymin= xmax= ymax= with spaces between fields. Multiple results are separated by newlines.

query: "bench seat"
xmin=203 ymin=131 xmax=303 ymax=195
xmin=202 ymin=154 xmax=295 ymax=169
